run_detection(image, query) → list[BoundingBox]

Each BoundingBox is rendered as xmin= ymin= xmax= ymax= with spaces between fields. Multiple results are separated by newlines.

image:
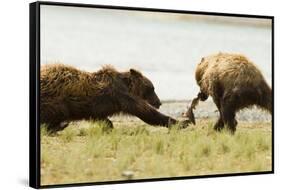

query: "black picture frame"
xmin=29 ymin=1 xmax=274 ymax=188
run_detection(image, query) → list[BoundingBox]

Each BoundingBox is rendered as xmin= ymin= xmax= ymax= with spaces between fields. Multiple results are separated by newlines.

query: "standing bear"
xmin=184 ymin=53 xmax=272 ymax=134
xmin=40 ymin=64 xmax=188 ymax=133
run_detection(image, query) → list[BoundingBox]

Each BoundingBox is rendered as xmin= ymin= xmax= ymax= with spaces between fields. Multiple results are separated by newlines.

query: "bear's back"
xmin=196 ymin=53 xmax=267 ymax=96
xmin=40 ymin=64 xmax=94 ymax=97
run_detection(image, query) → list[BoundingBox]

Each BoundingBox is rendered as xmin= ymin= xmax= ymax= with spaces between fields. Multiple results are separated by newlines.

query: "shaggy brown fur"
xmin=40 ymin=64 xmax=186 ymax=133
xmin=184 ymin=53 xmax=272 ymax=134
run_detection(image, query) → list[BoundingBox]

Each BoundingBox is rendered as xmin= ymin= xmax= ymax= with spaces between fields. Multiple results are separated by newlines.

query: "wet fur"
xmin=40 ymin=64 xmax=177 ymax=133
xmin=195 ymin=53 xmax=272 ymax=134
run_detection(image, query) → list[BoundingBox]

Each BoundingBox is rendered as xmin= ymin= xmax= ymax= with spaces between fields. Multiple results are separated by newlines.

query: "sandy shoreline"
xmin=159 ymin=100 xmax=271 ymax=122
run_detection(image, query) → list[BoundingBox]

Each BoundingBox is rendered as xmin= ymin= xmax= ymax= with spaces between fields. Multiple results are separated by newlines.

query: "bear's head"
xmin=128 ymin=69 xmax=162 ymax=109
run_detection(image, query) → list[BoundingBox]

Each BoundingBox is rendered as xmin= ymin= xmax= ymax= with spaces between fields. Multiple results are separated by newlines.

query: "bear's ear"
xmin=201 ymin=57 xmax=205 ymax=62
xmin=130 ymin=69 xmax=142 ymax=77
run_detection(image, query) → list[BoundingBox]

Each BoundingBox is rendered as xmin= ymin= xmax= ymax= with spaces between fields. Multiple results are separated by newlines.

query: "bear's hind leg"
xmin=213 ymin=84 xmax=224 ymax=131
xmin=214 ymin=116 xmax=224 ymax=132
xmin=46 ymin=121 xmax=69 ymax=134
xmin=220 ymin=98 xmax=238 ymax=134
xmin=212 ymin=94 xmax=225 ymax=132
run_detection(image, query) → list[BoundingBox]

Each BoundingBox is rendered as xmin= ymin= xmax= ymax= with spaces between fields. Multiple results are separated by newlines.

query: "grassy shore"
xmin=40 ymin=117 xmax=272 ymax=185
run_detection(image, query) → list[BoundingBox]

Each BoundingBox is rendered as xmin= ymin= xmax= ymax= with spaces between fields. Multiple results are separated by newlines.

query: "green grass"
xmin=40 ymin=118 xmax=272 ymax=185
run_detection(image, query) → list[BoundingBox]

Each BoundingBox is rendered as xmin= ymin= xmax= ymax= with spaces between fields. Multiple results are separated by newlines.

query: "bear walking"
xmin=40 ymin=64 xmax=187 ymax=133
xmin=184 ymin=53 xmax=272 ymax=134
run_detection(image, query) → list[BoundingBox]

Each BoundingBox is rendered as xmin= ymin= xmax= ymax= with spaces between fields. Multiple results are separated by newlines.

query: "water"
xmin=41 ymin=5 xmax=272 ymax=101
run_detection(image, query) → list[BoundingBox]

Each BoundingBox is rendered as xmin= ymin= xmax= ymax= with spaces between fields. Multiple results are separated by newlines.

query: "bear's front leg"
xmin=103 ymin=118 xmax=113 ymax=129
xmin=118 ymin=93 xmax=178 ymax=127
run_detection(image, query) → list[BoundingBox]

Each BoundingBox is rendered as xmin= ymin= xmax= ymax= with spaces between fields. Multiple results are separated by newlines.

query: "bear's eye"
xmin=143 ymin=87 xmax=154 ymax=97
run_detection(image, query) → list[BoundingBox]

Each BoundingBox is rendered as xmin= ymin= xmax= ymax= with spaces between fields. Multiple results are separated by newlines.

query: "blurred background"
xmin=41 ymin=5 xmax=272 ymax=121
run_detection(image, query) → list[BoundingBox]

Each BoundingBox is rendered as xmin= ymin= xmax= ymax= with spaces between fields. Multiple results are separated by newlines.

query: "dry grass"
xmin=40 ymin=118 xmax=272 ymax=185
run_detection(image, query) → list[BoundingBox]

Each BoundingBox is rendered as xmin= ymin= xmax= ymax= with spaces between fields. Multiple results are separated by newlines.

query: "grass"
xmin=40 ymin=118 xmax=272 ymax=185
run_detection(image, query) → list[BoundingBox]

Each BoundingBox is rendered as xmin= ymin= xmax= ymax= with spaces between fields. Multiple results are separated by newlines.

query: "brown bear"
xmin=183 ymin=53 xmax=272 ymax=134
xmin=40 ymin=64 xmax=188 ymax=133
